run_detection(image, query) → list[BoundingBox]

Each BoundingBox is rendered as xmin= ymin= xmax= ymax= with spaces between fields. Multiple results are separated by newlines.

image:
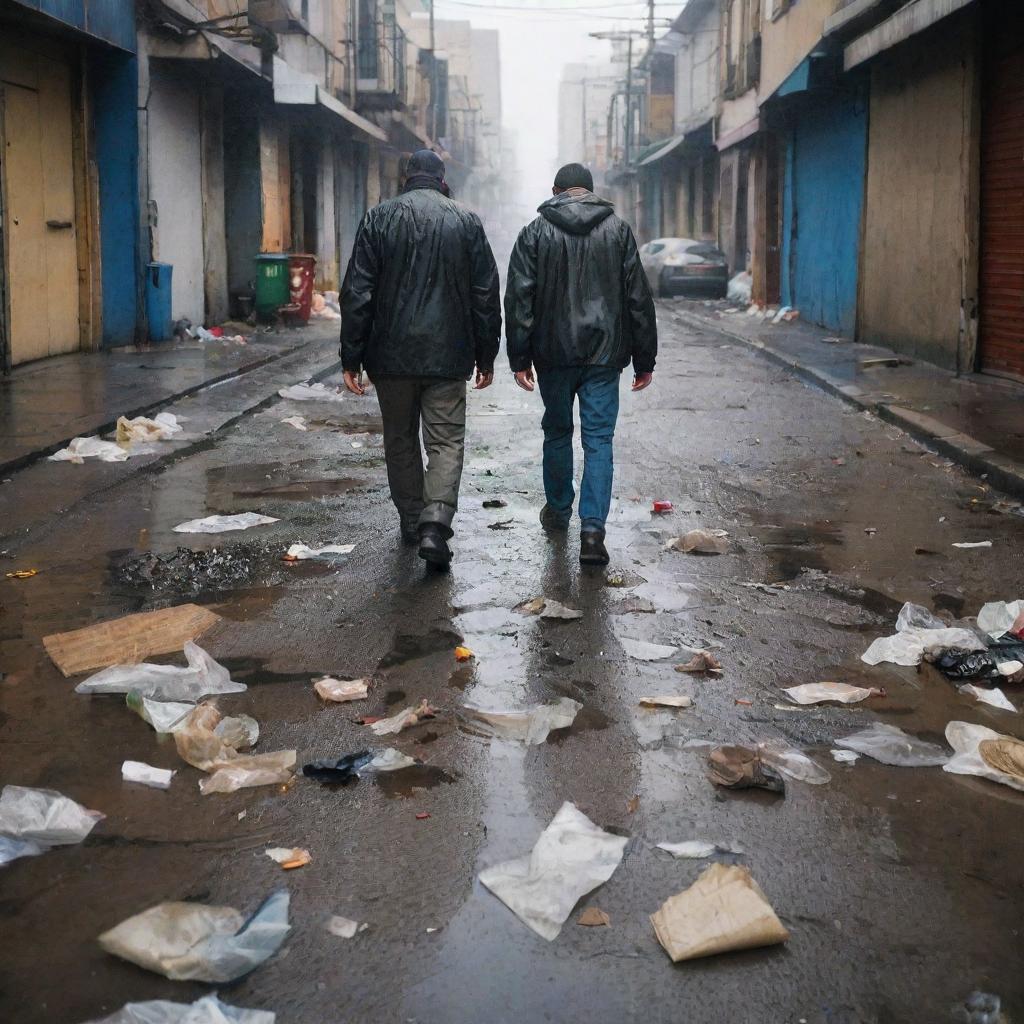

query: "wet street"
xmin=3 ymin=306 xmax=1024 ymax=1023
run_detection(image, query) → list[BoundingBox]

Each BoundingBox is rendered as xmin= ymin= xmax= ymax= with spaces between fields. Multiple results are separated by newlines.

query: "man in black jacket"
xmin=340 ymin=150 xmax=501 ymax=568
xmin=505 ymin=163 xmax=657 ymax=566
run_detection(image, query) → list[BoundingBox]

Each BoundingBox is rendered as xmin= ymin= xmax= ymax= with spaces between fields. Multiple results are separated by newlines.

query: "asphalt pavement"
xmin=1 ymin=306 xmax=1023 ymax=1023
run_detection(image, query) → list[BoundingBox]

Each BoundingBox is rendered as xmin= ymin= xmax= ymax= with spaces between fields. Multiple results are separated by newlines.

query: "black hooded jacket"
xmin=504 ymin=192 xmax=657 ymax=375
xmin=340 ymin=185 xmax=501 ymax=378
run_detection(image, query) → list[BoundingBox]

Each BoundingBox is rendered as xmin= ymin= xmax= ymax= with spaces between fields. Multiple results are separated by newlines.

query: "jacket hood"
xmin=538 ymin=193 xmax=615 ymax=235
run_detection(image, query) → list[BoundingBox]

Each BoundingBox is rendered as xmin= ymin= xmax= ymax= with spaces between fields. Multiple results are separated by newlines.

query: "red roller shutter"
xmin=979 ymin=9 xmax=1024 ymax=380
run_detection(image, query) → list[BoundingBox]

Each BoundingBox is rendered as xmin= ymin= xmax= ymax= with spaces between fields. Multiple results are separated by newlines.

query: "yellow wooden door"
xmin=1 ymin=41 xmax=79 ymax=365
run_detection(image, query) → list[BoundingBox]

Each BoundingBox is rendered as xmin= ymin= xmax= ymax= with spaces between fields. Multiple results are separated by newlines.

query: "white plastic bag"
xmin=277 ymin=382 xmax=345 ymax=402
xmin=977 ymin=599 xmax=1024 ymax=639
xmin=83 ymin=994 xmax=275 ymax=1024
xmin=173 ymin=513 xmax=279 ymax=534
xmin=369 ymin=699 xmax=435 ymax=736
xmin=959 ymin=684 xmax=1016 ymax=712
xmin=49 ymin=437 xmax=130 ymax=463
xmin=478 ymin=802 xmax=627 ymax=940
xmin=314 ymin=677 xmax=369 ymax=702
xmin=127 ymin=693 xmax=195 ymax=733
xmin=861 ymin=626 xmax=985 ymax=666
xmin=284 ymin=543 xmax=356 ymax=560
xmin=757 ymin=741 xmax=832 ymax=785
xmin=0 ymin=785 xmax=104 ymax=847
xmin=782 ymin=682 xmax=880 ymax=705
xmin=835 ymin=723 xmax=948 ymax=766
xmin=656 ymin=840 xmax=718 ymax=859
xmin=76 ymin=643 xmax=245 ymax=700
xmin=98 ymin=890 xmax=290 ymax=982
xmin=463 ymin=697 xmax=581 ymax=745
xmin=619 ymin=637 xmax=678 ymax=661
xmin=514 ymin=597 xmax=583 ymax=620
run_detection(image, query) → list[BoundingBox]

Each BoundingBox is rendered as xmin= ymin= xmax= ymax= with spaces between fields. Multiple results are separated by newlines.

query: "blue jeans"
xmin=537 ymin=366 xmax=620 ymax=533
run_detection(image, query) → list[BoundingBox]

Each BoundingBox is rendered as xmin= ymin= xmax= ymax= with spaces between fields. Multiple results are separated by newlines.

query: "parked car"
xmin=638 ymin=238 xmax=729 ymax=298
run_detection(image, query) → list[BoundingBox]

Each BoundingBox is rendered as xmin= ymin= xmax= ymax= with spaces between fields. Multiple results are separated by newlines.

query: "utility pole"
xmin=581 ymin=76 xmax=587 ymax=164
xmin=590 ymin=29 xmax=644 ymax=167
xmin=646 ymin=0 xmax=655 ymax=48
xmin=429 ymin=0 xmax=437 ymax=143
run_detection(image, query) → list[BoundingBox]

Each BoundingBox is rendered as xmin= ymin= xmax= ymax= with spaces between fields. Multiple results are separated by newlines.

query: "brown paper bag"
xmin=650 ymin=863 xmax=789 ymax=962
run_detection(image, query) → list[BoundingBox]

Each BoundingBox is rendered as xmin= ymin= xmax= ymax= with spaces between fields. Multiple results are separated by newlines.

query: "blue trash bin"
xmin=145 ymin=262 xmax=173 ymax=341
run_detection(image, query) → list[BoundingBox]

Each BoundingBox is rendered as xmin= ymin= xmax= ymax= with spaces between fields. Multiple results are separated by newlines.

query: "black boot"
xmin=418 ymin=522 xmax=452 ymax=568
xmin=400 ymin=517 xmax=420 ymax=545
xmin=580 ymin=530 xmax=609 ymax=566
xmin=539 ymin=503 xmax=570 ymax=532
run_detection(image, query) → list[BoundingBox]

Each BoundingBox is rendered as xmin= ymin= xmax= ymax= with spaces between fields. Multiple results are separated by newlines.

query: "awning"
xmin=637 ymin=135 xmax=685 ymax=166
xmin=273 ymin=61 xmax=387 ymax=142
xmin=201 ymin=31 xmax=264 ymax=79
xmin=715 ymin=115 xmax=760 ymax=152
xmin=844 ymin=0 xmax=974 ymax=70
xmin=776 ymin=57 xmax=811 ymax=99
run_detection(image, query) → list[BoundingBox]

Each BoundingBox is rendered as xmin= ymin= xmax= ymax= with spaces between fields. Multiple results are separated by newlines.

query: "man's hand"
xmin=632 ymin=372 xmax=653 ymax=392
xmin=514 ymin=369 xmax=535 ymax=392
xmin=474 ymin=369 xmax=494 ymax=390
xmin=343 ymin=370 xmax=366 ymax=396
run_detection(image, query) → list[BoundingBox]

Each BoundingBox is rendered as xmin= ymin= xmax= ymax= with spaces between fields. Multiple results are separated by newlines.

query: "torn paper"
xmin=174 ymin=513 xmax=279 ymax=534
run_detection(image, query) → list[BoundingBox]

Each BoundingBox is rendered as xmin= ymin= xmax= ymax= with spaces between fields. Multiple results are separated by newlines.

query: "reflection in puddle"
xmin=376 ymin=764 xmax=457 ymax=797
xmin=378 ymin=627 xmax=464 ymax=669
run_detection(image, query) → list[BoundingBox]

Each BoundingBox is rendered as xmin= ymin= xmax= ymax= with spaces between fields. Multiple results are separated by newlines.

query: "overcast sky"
xmin=432 ymin=0 xmax=668 ymax=214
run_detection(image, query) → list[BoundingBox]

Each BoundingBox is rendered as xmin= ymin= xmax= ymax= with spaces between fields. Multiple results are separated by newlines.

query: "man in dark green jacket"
xmin=340 ymin=151 xmax=501 ymax=568
xmin=505 ymin=163 xmax=657 ymax=566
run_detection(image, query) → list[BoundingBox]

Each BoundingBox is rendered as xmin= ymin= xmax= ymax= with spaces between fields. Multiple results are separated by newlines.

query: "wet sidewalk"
xmin=671 ymin=300 xmax=1024 ymax=499
xmin=0 ymin=323 xmax=337 ymax=475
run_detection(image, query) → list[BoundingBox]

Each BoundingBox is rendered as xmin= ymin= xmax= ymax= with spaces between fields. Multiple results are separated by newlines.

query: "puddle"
xmin=749 ymin=517 xmax=843 ymax=580
xmin=376 ymin=765 xmax=457 ymax=797
xmin=378 ymin=627 xmax=464 ymax=669
xmin=236 ymin=478 xmax=365 ymax=500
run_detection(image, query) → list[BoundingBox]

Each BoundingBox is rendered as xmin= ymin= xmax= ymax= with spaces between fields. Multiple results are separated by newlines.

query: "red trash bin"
xmin=288 ymin=254 xmax=317 ymax=324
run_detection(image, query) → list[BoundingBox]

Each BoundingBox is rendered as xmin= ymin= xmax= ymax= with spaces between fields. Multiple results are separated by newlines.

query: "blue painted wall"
xmin=11 ymin=0 xmax=135 ymax=51
xmin=781 ymin=83 xmax=868 ymax=334
xmin=92 ymin=50 xmax=140 ymax=346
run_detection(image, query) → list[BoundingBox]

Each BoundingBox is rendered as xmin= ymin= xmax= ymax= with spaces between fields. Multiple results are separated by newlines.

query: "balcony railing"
xmin=357 ymin=2 xmax=408 ymax=105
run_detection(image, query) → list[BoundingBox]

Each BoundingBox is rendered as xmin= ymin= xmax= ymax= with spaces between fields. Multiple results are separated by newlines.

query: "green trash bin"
xmin=254 ymin=253 xmax=290 ymax=321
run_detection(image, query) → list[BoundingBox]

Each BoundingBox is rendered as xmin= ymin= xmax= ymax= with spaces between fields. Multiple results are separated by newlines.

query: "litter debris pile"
xmin=463 ymin=697 xmax=581 ymax=744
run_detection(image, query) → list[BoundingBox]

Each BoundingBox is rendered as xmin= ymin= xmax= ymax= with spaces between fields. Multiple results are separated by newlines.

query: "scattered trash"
xmin=757 ymin=740 xmax=831 ymax=785
xmin=83 ymin=994 xmax=275 ymax=1024
xmin=620 ymin=637 xmax=677 ymax=661
xmin=952 ymin=540 xmax=993 ymax=549
xmin=652 ymin=500 xmax=673 ymax=514
xmin=726 ymin=271 xmax=752 ymax=305
xmin=656 ymin=840 xmax=723 ymax=859
xmin=482 ymin=499 xmax=508 ymax=508
xmin=76 ymin=643 xmax=244 ymax=701
xmin=0 ymin=786 xmax=104 ymax=866
xmin=577 ymin=907 xmax=610 ymax=927
xmin=487 ymin=518 xmax=514 ymax=530
xmin=115 ymin=413 xmax=183 ymax=443
xmin=944 ymin=722 xmax=1024 ymax=792
xmin=48 ymin=437 xmax=131 ymax=463
xmin=478 ymin=802 xmax=628 ymax=941
xmin=280 ymin=416 xmax=308 ymax=431
xmin=314 ymin=676 xmax=369 ymax=702
xmin=326 ymin=915 xmax=366 ymax=939
xmin=977 ymin=599 xmax=1024 ymax=639
xmin=127 ymin=693 xmax=195 ymax=733
xmin=937 ymin=644 xmax=1024 ymax=681
xmin=122 ymin=761 xmax=175 ymax=790
xmin=45 ymin=603 xmax=221 ymax=677
xmin=265 ymin=847 xmax=311 ymax=870
xmin=626 ymin=794 xmax=640 ymax=814
xmin=675 ymin=650 xmax=723 ymax=674
xmin=781 ymin=682 xmax=882 ymax=705
xmin=830 ymin=749 xmax=860 ymax=764
xmin=283 ymin=543 xmax=356 ymax=561
xmin=463 ymin=697 xmax=581 ymax=744
xmin=369 ymin=698 xmax=437 ymax=735
xmin=514 ymin=596 xmax=583 ymax=620
xmin=173 ymin=513 xmax=279 ymax=534
xmin=860 ymin=601 xmax=985 ymax=667
xmin=707 ymin=746 xmax=785 ymax=793
xmin=5 ymin=569 xmax=38 ymax=579
xmin=415 ymin=812 xmax=431 ymax=820
xmin=959 ymin=684 xmax=1016 ymax=712
xmin=835 ymin=723 xmax=948 ymax=767
xmin=639 ymin=695 xmax=693 ymax=709
xmin=302 ymin=748 xmax=416 ymax=783
xmin=952 ymin=990 xmax=1003 ymax=1024
xmin=612 ymin=595 xmax=657 ymax=614
xmin=199 ymin=754 xmax=298 ymax=795
xmin=98 ymin=890 xmax=290 ymax=982
xmin=454 ymin=646 xmax=474 ymax=661
xmin=664 ymin=529 xmax=729 ymax=554
xmin=651 ymin=863 xmax=789 ymax=962
xmin=277 ymin=382 xmax=345 ymax=402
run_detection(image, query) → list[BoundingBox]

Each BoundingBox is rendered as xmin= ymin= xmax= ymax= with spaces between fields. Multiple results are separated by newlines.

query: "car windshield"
xmin=685 ymin=242 xmax=725 ymax=260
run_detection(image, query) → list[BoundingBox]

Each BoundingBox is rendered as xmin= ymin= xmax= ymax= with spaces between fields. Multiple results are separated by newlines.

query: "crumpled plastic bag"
xmin=198 ymin=753 xmax=295 ymax=795
xmin=127 ymin=693 xmax=195 ymax=733
xmin=369 ymin=699 xmax=436 ymax=736
xmin=314 ymin=677 xmax=369 ymax=702
xmin=977 ymin=599 xmax=1024 ymax=639
xmin=116 ymin=412 xmax=183 ymax=443
xmin=862 ymin=624 xmax=985 ymax=667
xmin=707 ymin=746 xmax=786 ymax=793
xmin=0 ymin=836 xmax=47 ymax=867
xmin=619 ymin=637 xmax=678 ymax=661
xmin=84 ymin=994 xmax=275 ymax=1024
xmin=283 ymin=543 xmax=356 ymax=560
xmin=277 ymin=382 xmax=345 ymax=402
xmin=835 ymin=722 xmax=948 ymax=766
xmin=895 ymin=602 xmax=946 ymax=631
xmin=514 ymin=597 xmax=583 ymax=620
xmin=173 ymin=513 xmax=279 ymax=534
xmin=463 ymin=697 xmax=581 ymax=745
xmin=478 ymin=802 xmax=628 ymax=941
xmin=656 ymin=840 xmax=736 ymax=859
xmin=757 ymin=740 xmax=832 ymax=785
xmin=959 ymin=684 xmax=1016 ymax=712
xmin=0 ymin=785 xmax=104 ymax=851
xmin=664 ymin=529 xmax=729 ymax=554
xmin=49 ymin=437 xmax=130 ymax=463
xmin=650 ymin=863 xmax=789 ymax=962
xmin=302 ymin=748 xmax=416 ymax=783
xmin=98 ymin=890 xmax=290 ymax=982
xmin=781 ymin=682 xmax=881 ymax=705
xmin=76 ymin=643 xmax=245 ymax=701
xmin=943 ymin=721 xmax=1024 ymax=792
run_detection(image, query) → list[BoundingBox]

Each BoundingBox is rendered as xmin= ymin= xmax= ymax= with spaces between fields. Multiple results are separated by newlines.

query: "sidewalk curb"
xmin=673 ymin=308 xmax=1024 ymax=501
xmin=0 ymin=338 xmax=324 ymax=477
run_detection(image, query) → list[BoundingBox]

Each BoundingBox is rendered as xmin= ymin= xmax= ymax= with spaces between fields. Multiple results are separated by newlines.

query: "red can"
xmin=288 ymin=254 xmax=317 ymax=324
xmin=652 ymin=500 xmax=673 ymax=513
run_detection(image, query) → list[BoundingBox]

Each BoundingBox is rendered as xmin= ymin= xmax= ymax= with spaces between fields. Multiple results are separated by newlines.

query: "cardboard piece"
xmin=651 ymin=863 xmax=789 ymax=962
xmin=44 ymin=604 xmax=220 ymax=677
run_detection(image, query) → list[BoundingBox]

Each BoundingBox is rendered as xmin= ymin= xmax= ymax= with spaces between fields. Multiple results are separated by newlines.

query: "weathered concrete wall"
xmin=758 ymin=0 xmax=834 ymax=101
xmin=858 ymin=13 xmax=977 ymax=369
xmin=674 ymin=0 xmax=720 ymax=131
xmin=200 ymin=87 xmax=228 ymax=323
